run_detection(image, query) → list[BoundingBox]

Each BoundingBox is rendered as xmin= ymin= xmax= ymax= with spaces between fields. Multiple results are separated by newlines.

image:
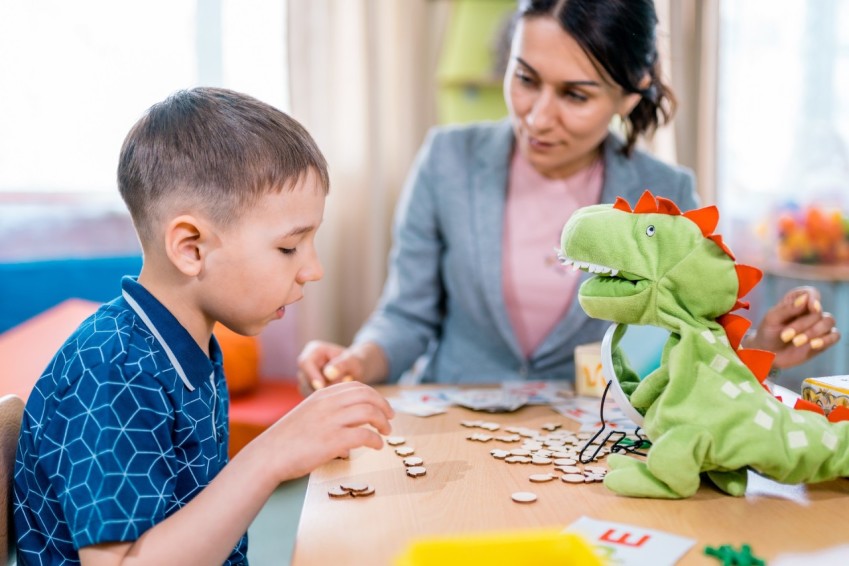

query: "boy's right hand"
xmin=260 ymin=381 xmax=394 ymax=481
xmin=297 ymin=340 xmax=368 ymax=391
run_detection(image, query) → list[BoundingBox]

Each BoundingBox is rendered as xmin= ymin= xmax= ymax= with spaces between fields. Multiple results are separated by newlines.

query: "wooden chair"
xmin=1 ymin=395 xmax=24 ymax=565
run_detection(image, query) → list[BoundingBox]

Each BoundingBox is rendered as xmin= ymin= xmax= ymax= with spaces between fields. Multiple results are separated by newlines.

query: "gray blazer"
xmin=354 ymin=120 xmax=697 ymax=384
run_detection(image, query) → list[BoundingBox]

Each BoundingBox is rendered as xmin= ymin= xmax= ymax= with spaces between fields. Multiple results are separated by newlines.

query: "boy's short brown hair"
xmin=118 ymin=87 xmax=329 ymax=243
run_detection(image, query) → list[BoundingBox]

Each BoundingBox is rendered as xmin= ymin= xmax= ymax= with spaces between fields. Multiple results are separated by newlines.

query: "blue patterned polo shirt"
xmin=14 ymin=277 xmax=248 ymax=565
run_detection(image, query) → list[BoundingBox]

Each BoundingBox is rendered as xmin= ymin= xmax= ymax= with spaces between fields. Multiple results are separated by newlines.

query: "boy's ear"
xmin=164 ymin=215 xmax=216 ymax=277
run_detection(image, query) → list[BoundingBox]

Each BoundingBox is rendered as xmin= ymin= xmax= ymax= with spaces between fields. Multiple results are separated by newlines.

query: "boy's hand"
xmin=747 ymin=286 xmax=840 ymax=369
xmin=261 ymin=381 xmax=394 ymax=481
xmin=298 ymin=340 xmax=380 ymax=391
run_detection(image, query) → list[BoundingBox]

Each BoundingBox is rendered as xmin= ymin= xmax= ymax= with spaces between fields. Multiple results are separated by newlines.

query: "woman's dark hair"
xmin=516 ymin=0 xmax=675 ymax=155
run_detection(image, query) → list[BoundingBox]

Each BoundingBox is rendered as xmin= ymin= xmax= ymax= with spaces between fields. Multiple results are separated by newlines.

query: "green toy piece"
xmin=559 ymin=190 xmax=849 ymax=498
xmin=703 ymin=544 xmax=765 ymax=566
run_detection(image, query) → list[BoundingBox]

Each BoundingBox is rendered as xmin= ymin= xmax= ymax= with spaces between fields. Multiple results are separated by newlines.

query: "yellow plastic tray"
xmin=394 ymin=528 xmax=603 ymax=566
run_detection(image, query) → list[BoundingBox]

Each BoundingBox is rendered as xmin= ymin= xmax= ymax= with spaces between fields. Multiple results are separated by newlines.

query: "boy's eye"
xmin=279 ymin=248 xmax=297 ymax=255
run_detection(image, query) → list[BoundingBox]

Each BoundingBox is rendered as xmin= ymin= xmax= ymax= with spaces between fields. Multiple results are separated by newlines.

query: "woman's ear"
xmin=619 ymin=74 xmax=652 ymax=117
xmin=164 ymin=215 xmax=212 ymax=277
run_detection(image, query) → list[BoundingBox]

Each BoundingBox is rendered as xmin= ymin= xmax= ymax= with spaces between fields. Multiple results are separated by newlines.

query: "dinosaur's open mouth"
xmin=558 ymin=251 xmax=649 ymax=297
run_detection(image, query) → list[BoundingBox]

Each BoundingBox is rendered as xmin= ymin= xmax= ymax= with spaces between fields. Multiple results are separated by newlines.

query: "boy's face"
xmin=199 ymin=170 xmax=325 ymax=336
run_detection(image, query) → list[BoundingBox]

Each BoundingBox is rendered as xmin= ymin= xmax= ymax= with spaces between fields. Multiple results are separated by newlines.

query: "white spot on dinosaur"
xmin=822 ymin=431 xmax=838 ymax=451
xmin=790 ymin=412 xmax=805 ymax=423
xmin=787 ymin=430 xmax=808 ymax=449
xmin=754 ymin=410 xmax=774 ymax=430
xmin=710 ymin=354 xmax=730 ymax=373
xmin=738 ymin=382 xmax=754 ymax=393
xmin=700 ymin=330 xmax=716 ymax=344
xmin=721 ymin=382 xmax=741 ymax=399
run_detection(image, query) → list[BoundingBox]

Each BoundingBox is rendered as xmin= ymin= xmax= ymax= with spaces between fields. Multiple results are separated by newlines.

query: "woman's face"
xmin=504 ymin=16 xmax=641 ymax=179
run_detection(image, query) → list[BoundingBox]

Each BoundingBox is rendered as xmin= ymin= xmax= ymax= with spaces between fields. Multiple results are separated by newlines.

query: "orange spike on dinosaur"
xmin=633 ymin=190 xmax=659 ymax=213
xmin=683 ymin=205 xmax=720 ymax=237
xmin=735 ymin=264 xmax=762 ymax=299
xmin=656 ymin=196 xmax=682 ymax=215
xmin=613 ymin=196 xmax=633 ymax=212
xmin=716 ymin=313 xmax=752 ymax=350
xmin=736 ymin=348 xmax=775 ymax=383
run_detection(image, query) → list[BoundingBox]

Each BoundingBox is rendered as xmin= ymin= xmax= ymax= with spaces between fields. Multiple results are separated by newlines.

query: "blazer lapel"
xmin=471 ymin=120 xmax=525 ymax=360
xmin=599 ymin=135 xmax=643 ymax=204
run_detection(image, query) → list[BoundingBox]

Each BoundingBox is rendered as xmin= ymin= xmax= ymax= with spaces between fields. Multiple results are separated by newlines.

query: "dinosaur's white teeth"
xmin=557 ymin=251 xmax=619 ymax=277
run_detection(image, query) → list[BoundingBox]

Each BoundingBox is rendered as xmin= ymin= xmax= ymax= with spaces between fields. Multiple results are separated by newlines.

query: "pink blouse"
xmin=502 ymin=149 xmax=604 ymax=358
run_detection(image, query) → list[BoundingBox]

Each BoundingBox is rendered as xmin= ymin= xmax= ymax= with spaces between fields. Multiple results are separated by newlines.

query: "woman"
xmin=298 ymin=0 xmax=838 ymax=388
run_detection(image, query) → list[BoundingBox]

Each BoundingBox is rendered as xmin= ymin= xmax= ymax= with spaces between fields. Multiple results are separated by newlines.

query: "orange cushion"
xmin=0 ymin=299 xmax=100 ymax=402
xmin=214 ymin=323 xmax=261 ymax=397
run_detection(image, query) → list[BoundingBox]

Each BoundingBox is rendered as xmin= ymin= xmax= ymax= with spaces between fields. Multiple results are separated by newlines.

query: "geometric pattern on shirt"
xmin=13 ymin=299 xmax=246 ymax=565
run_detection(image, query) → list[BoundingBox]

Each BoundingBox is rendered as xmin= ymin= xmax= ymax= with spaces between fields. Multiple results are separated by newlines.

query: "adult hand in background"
xmin=747 ymin=286 xmax=840 ymax=369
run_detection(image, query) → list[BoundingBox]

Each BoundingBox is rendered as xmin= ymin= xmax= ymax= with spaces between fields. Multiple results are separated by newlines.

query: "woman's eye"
xmin=562 ymin=90 xmax=588 ymax=102
xmin=645 ymin=225 xmax=655 ymax=237
xmin=516 ymin=71 xmax=535 ymax=85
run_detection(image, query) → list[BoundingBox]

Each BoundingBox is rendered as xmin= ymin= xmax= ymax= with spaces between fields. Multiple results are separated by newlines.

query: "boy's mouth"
xmin=275 ymin=306 xmax=286 ymax=319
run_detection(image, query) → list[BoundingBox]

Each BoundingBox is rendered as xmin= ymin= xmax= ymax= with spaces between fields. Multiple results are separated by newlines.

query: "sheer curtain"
xmin=652 ymin=0 xmax=720 ymax=205
xmin=286 ymin=0 xmax=444 ymax=349
xmin=283 ymin=0 xmax=723 ymax=354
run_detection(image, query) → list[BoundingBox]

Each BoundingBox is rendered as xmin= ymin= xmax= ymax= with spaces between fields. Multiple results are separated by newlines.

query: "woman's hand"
xmin=297 ymin=340 xmax=389 ymax=393
xmin=747 ymin=286 xmax=840 ymax=369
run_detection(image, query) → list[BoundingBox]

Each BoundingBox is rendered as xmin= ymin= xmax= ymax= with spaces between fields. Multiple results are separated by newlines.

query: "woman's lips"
xmin=528 ymin=136 xmax=557 ymax=150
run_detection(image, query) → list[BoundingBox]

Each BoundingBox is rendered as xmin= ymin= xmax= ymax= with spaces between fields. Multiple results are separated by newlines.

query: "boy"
xmin=13 ymin=87 xmax=394 ymax=565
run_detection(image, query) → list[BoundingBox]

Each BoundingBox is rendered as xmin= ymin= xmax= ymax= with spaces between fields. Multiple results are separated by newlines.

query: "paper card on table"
xmin=501 ymin=380 xmax=572 ymax=404
xmin=551 ymin=396 xmax=629 ymax=424
xmin=564 ymin=516 xmax=695 ymax=566
xmin=446 ymin=389 xmax=528 ymax=413
xmin=744 ymin=469 xmax=809 ymax=504
xmin=389 ymin=398 xmax=447 ymax=417
xmin=395 ymin=388 xmax=458 ymax=409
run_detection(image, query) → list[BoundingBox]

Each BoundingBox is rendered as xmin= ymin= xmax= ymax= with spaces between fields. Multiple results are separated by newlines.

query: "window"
xmin=718 ymin=0 xmax=849 ymax=257
xmin=0 ymin=0 xmax=288 ymax=196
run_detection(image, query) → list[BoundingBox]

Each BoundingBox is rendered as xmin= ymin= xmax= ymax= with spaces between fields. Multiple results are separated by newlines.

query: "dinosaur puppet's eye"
xmin=646 ymin=225 xmax=656 ymax=237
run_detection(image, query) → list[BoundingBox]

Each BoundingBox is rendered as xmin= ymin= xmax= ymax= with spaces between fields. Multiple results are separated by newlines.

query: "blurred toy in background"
xmin=775 ymin=203 xmax=849 ymax=264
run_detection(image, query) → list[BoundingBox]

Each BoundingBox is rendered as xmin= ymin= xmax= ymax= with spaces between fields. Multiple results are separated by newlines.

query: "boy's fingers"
xmin=322 ymin=381 xmax=396 ymax=423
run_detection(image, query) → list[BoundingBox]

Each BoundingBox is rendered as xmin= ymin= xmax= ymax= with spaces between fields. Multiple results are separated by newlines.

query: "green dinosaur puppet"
xmin=559 ymin=190 xmax=849 ymax=499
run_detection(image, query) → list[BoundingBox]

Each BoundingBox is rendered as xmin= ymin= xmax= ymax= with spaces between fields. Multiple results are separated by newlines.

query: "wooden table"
xmin=292 ymin=385 xmax=849 ymax=565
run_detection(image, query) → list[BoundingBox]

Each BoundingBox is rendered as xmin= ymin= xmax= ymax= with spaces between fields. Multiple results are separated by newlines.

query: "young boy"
xmin=13 ymin=87 xmax=394 ymax=565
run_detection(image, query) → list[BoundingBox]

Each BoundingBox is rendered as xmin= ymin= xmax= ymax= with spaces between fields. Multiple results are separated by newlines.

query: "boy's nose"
xmin=298 ymin=255 xmax=324 ymax=284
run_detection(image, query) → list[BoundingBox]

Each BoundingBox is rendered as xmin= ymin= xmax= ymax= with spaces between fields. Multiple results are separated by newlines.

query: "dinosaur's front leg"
xmin=605 ymin=426 xmax=713 ymax=498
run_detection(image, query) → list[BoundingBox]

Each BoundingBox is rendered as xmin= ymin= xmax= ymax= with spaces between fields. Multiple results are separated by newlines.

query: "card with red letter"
xmin=565 ymin=516 xmax=695 ymax=565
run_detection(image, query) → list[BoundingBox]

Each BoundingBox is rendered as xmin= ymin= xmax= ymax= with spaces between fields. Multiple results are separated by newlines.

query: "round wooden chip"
xmin=328 ymin=486 xmax=351 ymax=498
xmin=406 ymin=466 xmax=427 ymax=477
xmin=394 ymin=446 xmax=415 ymax=456
xmin=351 ymin=485 xmax=376 ymax=497
xmin=561 ymin=473 xmax=586 ymax=484
xmin=402 ymin=456 xmax=424 ymax=467
xmin=385 ymin=436 xmax=406 ymax=446
xmin=511 ymin=491 xmax=538 ymax=503
xmin=340 ymin=481 xmax=369 ymax=493
xmin=529 ymin=473 xmax=555 ymax=483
